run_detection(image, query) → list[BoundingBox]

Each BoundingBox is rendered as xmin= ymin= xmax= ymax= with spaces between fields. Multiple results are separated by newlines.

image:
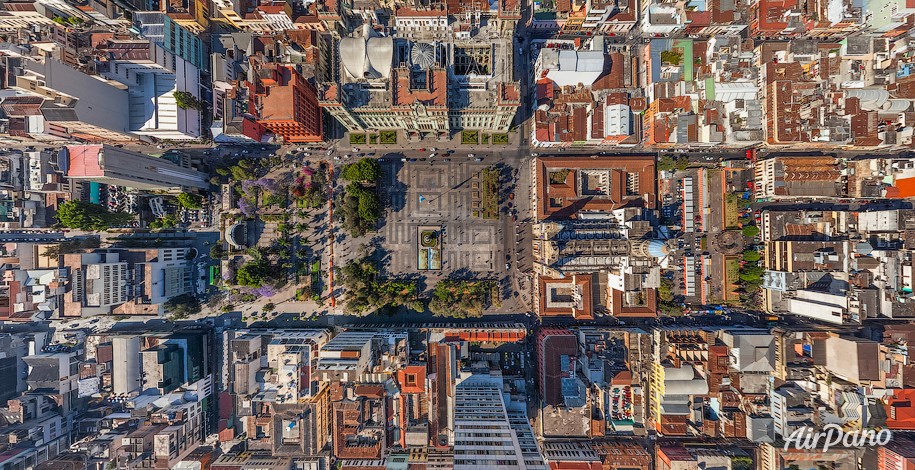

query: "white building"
xmin=452 ymin=374 xmax=530 ymax=469
xmin=102 ymin=42 xmax=201 ymax=140
xmin=605 ymin=104 xmax=632 ymax=136
xmin=112 ymin=335 xmax=142 ymax=395
xmin=316 ymin=330 xmax=377 ymax=382
xmin=267 ymin=330 xmax=332 ymax=401
xmin=787 ymin=289 xmax=853 ymax=325
xmin=540 ymin=49 xmax=605 ymax=88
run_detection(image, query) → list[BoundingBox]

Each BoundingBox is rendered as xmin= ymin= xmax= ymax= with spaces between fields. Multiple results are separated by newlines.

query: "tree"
xmin=57 ymin=201 xmax=133 ymax=231
xmin=739 ymin=265 xmax=764 ymax=283
xmin=338 ymin=183 xmax=381 ymax=237
xmin=742 ymin=225 xmax=760 ymax=238
xmin=263 ymin=302 xmax=275 ymax=313
xmin=357 ymin=191 xmax=380 ymax=221
xmin=742 ymin=250 xmax=761 ymax=262
xmin=236 ymin=260 xmax=270 ymax=287
xmin=177 ymin=193 xmax=203 ymax=210
xmin=660 ymin=49 xmax=683 ymax=65
xmin=658 ymin=277 xmax=675 ymax=303
xmin=341 ymin=158 xmax=381 ymax=182
xmin=164 ymin=294 xmax=201 ymax=320
xmin=339 ymin=251 xmax=419 ymax=315
xmin=149 ymin=214 xmax=179 ymax=229
xmin=658 ymin=155 xmax=689 ymax=172
xmin=41 ymin=237 xmax=101 ymax=258
xmin=731 ymin=457 xmax=753 ymax=470
xmin=209 ymin=245 xmax=226 ymax=259
xmin=173 ymin=91 xmax=202 ymax=110
xmin=429 ymin=280 xmax=495 ymax=318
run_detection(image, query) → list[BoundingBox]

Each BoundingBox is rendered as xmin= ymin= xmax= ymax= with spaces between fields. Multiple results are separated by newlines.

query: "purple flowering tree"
xmin=253 ymin=285 xmax=277 ymax=298
xmin=255 ymin=178 xmax=278 ymax=193
xmin=238 ymin=199 xmax=255 ymax=218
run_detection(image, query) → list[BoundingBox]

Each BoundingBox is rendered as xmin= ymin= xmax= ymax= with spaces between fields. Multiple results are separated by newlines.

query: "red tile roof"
xmin=65 ymin=145 xmax=104 ymax=178
xmin=539 ymin=275 xmax=593 ymax=319
xmin=886 ymin=389 xmax=915 ymax=430
xmin=536 ymin=156 xmax=657 ymax=220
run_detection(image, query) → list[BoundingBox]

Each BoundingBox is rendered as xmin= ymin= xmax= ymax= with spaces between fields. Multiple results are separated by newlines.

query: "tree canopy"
xmin=173 ymin=91 xmax=203 ymax=110
xmin=149 ymin=214 xmax=179 ymax=229
xmin=742 ymin=225 xmax=760 ymax=237
xmin=56 ymin=201 xmax=133 ymax=231
xmin=658 ymin=155 xmax=689 ymax=172
xmin=164 ymin=294 xmax=201 ymax=320
xmin=209 ymin=244 xmax=226 ymax=260
xmin=657 ymin=277 xmax=685 ymax=316
xmin=341 ymin=158 xmax=381 ymax=182
xmin=339 ymin=253 xmax=420 ymax=315
xmin=660 ymin=49 xmax=683 ymax=65
xmin=177 ymin=193 xmax=203 ymax=210
xmin=429 ymin=280 xmax=495 ymax=318
xmin=742 ymin=249 xmax=761 ymax=262
xmin=41 ymin=237 xmax=101 ymax=258
xmin=739 ymin=264 xmax=764 ymax=283
xmin=236 ymin=259 xmax=271 ymax=287
xmin=339 ymin=183 xmax=381 ymax=236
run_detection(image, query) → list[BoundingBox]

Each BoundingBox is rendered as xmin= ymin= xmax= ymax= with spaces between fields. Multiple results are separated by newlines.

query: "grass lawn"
xmin=480 ymin=168 xmax=500 ymax=219
xmin=725 ymin=257 xmax=739 ymax=280
xmin=492 ymin=133 xmax=509 ymax=144
xmin=724 ymin=256 xmax=740 ymax=301
xmin=725 ymin=193 xmax=739 ymax=229
xmin=311 ymin=259 xmax=321 ymax=294
xmin=349 ymin=134 xmax=367 ymax=145
xmin=380 ymin=131 xmax=397 ymax=144
xmin=461 ymin=130 xmax=479 ymax=145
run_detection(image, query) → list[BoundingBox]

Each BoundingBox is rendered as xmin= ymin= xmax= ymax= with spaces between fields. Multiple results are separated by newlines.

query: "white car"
xmin=468 ymin=153 xmax=476 ymax=158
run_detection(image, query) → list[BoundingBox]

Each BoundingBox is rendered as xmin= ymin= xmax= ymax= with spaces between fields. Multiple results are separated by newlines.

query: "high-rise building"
xmin=141 ymin=343 xmax=186 ymax=394
xmin=879 ymin=432 xmax=915 ymax=470
xmin=112 ymin=335 xmax=142 ymax=395
xmin=64 ymin=145 xmax=209 ymax=190
xmin=452 ymin=375 xmax=536 ymax=469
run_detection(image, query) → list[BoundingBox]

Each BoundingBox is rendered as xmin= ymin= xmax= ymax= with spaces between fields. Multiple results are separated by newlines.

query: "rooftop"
xmin=535 ymin=156 xmax=657 ymax=220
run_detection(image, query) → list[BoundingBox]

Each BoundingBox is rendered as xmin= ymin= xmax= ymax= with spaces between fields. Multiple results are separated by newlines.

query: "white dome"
xmin=411 ymin=42 xmax=436 ymax=70
xmin=340 ymin=30 xmax=393 ymax=80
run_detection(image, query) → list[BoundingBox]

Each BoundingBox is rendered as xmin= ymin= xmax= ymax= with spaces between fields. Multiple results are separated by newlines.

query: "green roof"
xmin=675 ymin=39 xmax=694 ymax=82
xmin=705 ymin=77 xmax=716 ymax=100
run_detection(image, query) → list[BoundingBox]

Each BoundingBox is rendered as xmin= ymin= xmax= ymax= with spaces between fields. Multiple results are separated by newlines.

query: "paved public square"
xmin=379 ymin=159 xmax=506 ymax=281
